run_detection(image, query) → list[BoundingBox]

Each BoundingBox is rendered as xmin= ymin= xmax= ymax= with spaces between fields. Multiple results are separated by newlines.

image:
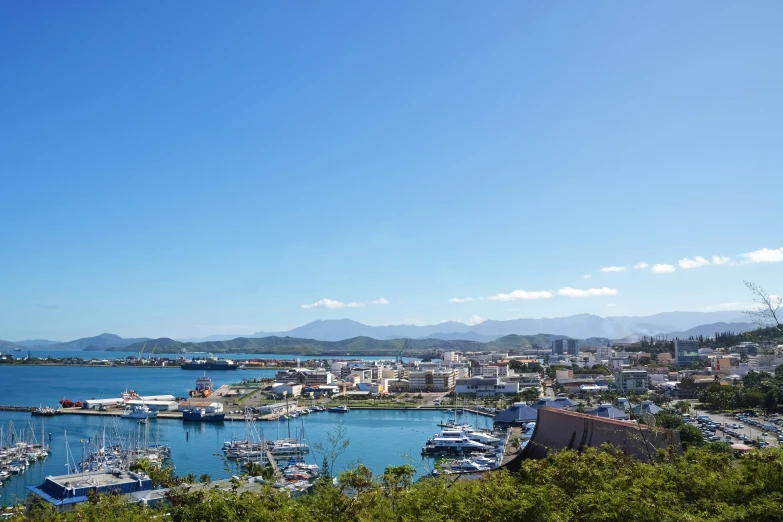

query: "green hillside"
xmin=107 ymin=333 xmax=567 ymax=356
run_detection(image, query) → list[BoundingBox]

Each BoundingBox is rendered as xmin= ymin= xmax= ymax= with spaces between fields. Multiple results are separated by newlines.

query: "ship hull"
xmin=181 ymin=363 xmax=238 ymax=370
xmin=182 ymin=411 xmax=225 ymax=422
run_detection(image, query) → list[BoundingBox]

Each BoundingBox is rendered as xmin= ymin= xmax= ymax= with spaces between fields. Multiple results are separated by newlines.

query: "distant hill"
xmin=665 ymin=322 xmax=758 ymax=339
xmin=50 ymin=333 xmax=150 ymax=350
xmin=109 ymin=333 xmax=572 ymax=356
xmin=0 ymin=340 xmax=22 ymax=351
xmin=13 ymin=339 xmax=60 ymax=348
xmin=423 ymin=331 xmax=501 ymax=342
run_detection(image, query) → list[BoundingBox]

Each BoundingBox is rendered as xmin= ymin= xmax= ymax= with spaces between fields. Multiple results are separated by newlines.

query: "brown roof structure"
xmin=503 ymin=407 xmax=681 ymax=472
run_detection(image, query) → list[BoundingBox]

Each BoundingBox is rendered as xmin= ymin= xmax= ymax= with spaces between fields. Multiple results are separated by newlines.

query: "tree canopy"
xmin=15 ymin=444 xmax=783 ymax=522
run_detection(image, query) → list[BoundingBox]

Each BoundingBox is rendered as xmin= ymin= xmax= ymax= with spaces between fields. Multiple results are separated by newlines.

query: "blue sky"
xmin=1 ymin=2 xmax=782 ymax=341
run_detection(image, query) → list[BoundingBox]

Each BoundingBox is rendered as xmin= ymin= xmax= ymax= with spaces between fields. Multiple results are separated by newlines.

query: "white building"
xmin=455 ymin=377 xmax=519 ymax=396
xmin=272 ymin=383 xmax=303 ymax=397
xmin=596 ymin=346 xmax=612 ymax=360
xmin=615 ymin=369 xmax=648 ymax=393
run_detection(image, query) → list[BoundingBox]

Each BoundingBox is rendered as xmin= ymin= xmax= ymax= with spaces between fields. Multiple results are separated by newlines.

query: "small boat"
xmin=31 ymin=406 xmax=58 ymax=416
xmin=327 ymin=405 xmax=350 ymax=413
xmin=120 ymin=405 xmax=158 ymax=420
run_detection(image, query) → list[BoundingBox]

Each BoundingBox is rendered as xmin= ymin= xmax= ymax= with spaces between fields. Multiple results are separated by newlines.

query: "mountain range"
xmin=5 ymin=311 xmax=757 ymax=352
xmin=99 ymin=333 xmax=576 ymax=356
xmin=253 ymin=311 xmax=752 ymax=341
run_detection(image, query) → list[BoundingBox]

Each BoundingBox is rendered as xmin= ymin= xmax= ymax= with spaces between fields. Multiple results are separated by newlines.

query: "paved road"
xmin=691 ymin=407 xmax=779 ymax=447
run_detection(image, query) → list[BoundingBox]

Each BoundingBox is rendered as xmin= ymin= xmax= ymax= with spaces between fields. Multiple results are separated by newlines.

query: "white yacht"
xmin=439 ymin=429 xmax=502 ymax=447
xmin=120 ymin=405 xmax=158 ymax=420
xmin=268 ymin=441 xmax=310 ymax=456
xmin=421 ymin=435 xmax=493 ymax=455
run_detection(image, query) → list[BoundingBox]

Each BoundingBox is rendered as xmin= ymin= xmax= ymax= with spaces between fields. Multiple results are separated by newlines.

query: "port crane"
xmin=396 ymin=339 xmax=411 ymax=364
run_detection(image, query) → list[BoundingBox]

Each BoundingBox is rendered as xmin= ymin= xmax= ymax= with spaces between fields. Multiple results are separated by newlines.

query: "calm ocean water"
xmin=21 ymin=348 xmax=419 ymax=363
xmin=0 ymin=366 xmax=493 ymax=506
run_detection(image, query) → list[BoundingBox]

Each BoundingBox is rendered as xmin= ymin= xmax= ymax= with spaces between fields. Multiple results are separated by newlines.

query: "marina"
xmin=0 ymin=400 xmax=500 ymax=506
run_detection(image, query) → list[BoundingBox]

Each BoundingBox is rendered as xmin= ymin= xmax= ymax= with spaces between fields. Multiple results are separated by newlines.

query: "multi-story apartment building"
xmin=408 ymin=368 xmax=457 ymax=392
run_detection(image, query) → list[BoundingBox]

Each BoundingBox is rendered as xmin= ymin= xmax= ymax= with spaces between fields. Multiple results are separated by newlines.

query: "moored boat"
xmin=189 ymin=374 xmax=214 ymax=398
xmin=31 ymin=406 xmax=59 ymax=416
xmin=421 ymin=435 xmax=493 ymax=455
xmin=120 ymin=405 xmax=158 ymax=420
xmin=327 ymin=405 xmax=349 ymax=413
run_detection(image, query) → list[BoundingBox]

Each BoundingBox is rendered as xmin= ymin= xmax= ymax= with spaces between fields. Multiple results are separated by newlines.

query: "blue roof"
xmin=530 ymin=397 xmax=576 ymax=410
xmin=631 ymin=401 xmax=663 ymax=415
xmin=585 ymin=405 xmax=630 ymax=420
xmin=493 ymin=404 xmax=538 ymax=424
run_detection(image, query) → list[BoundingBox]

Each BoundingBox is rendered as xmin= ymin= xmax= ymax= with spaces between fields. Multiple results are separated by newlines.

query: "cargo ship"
xmin=182 ymin=408 xmax=225 ymax=422
xmin=181 ymin=355 xmax=239 ymax=371
xmin=189 ymin=375 xmax=214 ymax=397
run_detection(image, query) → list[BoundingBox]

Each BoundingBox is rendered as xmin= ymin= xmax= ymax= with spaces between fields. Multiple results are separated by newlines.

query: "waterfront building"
xmin=455 ymin=377 xmax=519 ymax=396
xmin=492 ymin=402 xmax=538 ymax=427
xmin=177 ymin=400 xmax=223 ymax=413
xmin=272 ymin=382 xmax=303 ymax=397
xmin=675 ymin=339 xmax=701 ymax=366
xmin=615 ymin=369 xmax=648 ymax=392
xmin=28 ymin=470 xmax=157 ymax=512
xmin=408 ymin=368 xmax=457 ymax=392
xmin=529 ymin=397 xmax=577 ymax=410
xmin=274 ymin=369 xmax=334 ymax=386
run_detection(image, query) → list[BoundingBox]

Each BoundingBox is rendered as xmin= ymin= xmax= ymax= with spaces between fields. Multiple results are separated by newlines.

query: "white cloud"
xmin=301 ymin=299 xmax=363 ymax=309
xmin=678 ymin=256 xmax=711 ymax=269
xmin=739 ymin=247 xmax=783 ymax=264
xmin=704 ymin=302 xmax=755 ymax=312
xmin=465 ymin=315 xmax=483 ymax=326
xmin=600 ymin=266 xmax=627 ymax=273
xmin=606 ymin=303 xmax=617 ymax=307
xmin=651 ymin=264 xmax=676 ymax=273
xmin=633 ymin=262 xmax=649 ymax=270
xmin=583 ymin=274 xmax=592 ymax=279
xmin=557 ymin=287 xmax=619 ymax=297
xmin=712 ymin=255 xmax=731 ymax=265
xmin=302 ymin=297 xmax=388 ymax=309
xmin=487 ymin=290 xmax=554 ymax=301
xmin=448 ymin=297 xmax=475 ymax=303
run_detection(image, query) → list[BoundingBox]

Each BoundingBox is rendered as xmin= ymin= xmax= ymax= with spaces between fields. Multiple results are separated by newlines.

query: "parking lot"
xmin=690 ymin=409 xmax=781 ymax=448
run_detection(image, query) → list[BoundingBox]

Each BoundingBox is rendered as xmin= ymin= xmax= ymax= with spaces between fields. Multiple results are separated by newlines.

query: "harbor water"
xmin=19 ymin=348 xmax=419 ymax=363
xmin=0 ymin=366 xmax=493 ymax=506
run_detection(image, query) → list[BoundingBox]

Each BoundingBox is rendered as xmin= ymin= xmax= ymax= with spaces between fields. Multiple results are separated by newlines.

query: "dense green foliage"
xmin=14 ymin=446 xmax=783 ymax=522
xmin=698 ymin=366 xmax=783 ymax=413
